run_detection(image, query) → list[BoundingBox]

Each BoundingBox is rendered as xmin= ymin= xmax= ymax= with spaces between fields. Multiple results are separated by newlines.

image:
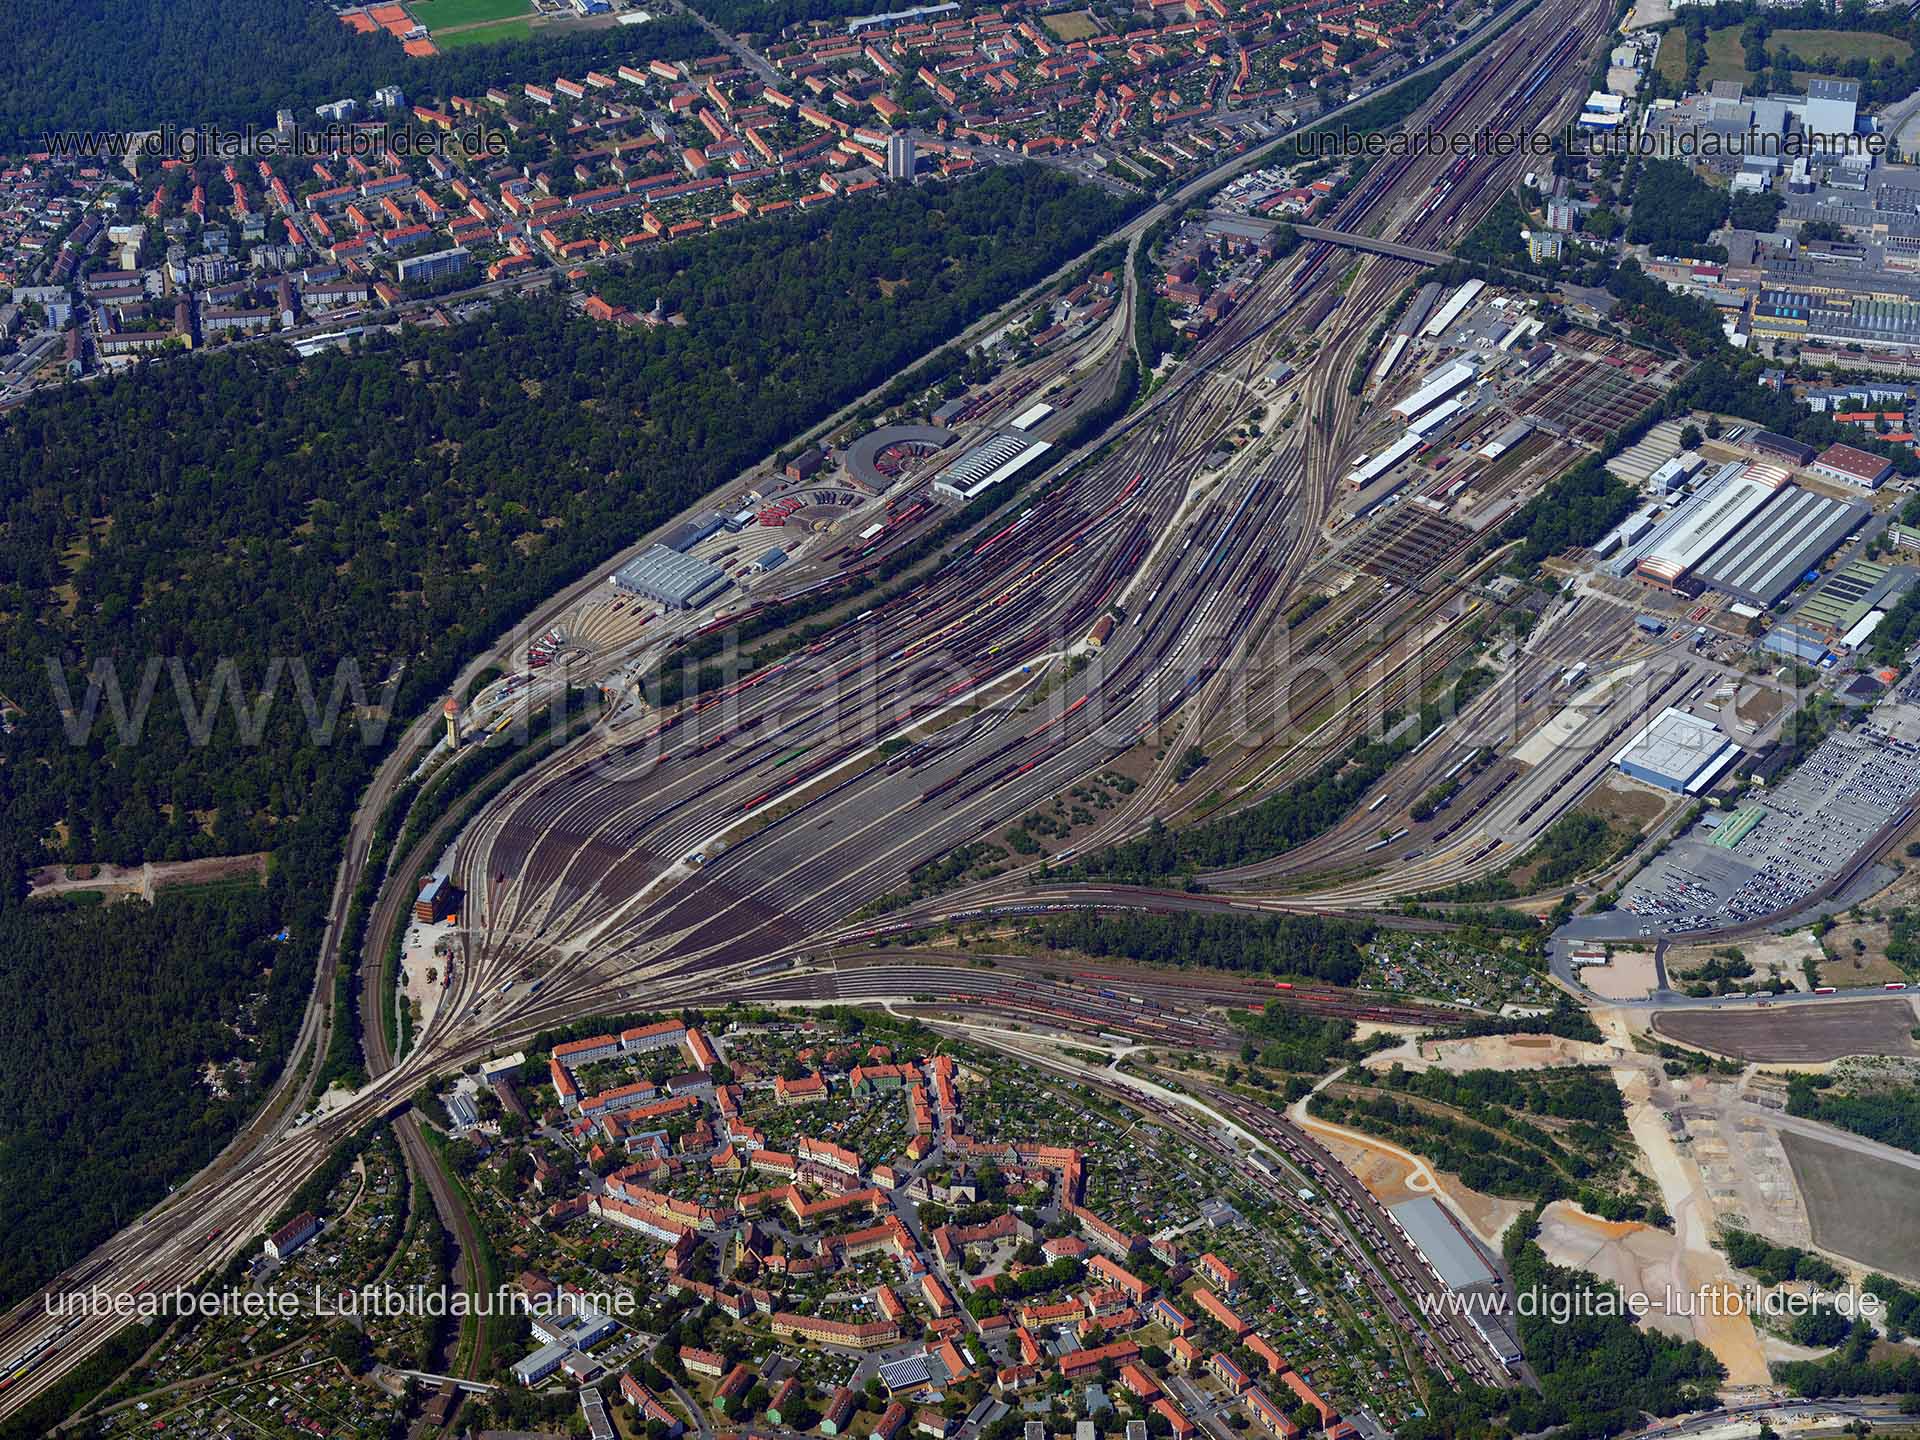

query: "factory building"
xmin=266 ymin=1212 xmax=321 ymax=1261
xmin=1613 ymin=708 xmax=1743 ymax=794
xmin=1408 ymin=397 xmax=1465 ymax=439
xmin=1344 ymin=433 xmax=1424 ymax=490
xmin=1802 ymin=77 xmax=1861 ymax=145
xmin=1794 ymin=559 xmax=1912 ymax=640
xmin=1762 ymin=621 xmax=1828 ymax=663
xmin=1421 ymin=279 xmax=1485 ymax=338
xmin=1648 ymin=451 xmax=1705 ymax=494
xmin=609 ymin=545 xmax=731 ymax=610
xmin=1389 ymin=1197 xmax=1521 ymax=1366
xmin=1634 ymin=464 xmax=1791 ymax=590
xmin=1390 ymin=359 xmax=1477 ymax=420
xmin=1810 ymin=441 xmax=1893 ymax=490
xmin=1690 ymin=485 xmax=1868 ymax=606
xmin=1750 ymin=431 xmax=1815 ymax=467
xmin=659 ymin=512 xmax=730 ymax=553
xmin=1608 ymin=457 xmax=1864 ymax=607
xmin=415 ymin=874 xmax=461 ymax=922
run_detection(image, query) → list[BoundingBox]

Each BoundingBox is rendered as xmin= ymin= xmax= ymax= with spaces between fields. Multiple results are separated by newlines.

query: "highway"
xmin=0 ymin=0 xmax=1620 ymax=1422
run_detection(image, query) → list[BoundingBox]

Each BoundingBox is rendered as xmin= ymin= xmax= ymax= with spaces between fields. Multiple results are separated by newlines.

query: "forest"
xmin=1500 ymin=456 xmax=1637 ymax=568
xmin=2 ymin=0 xmax=711 ymax=145
xmin=1016 ymin=910 xmax=1374 ymax=985
xmin=1235 ymin=1005 xmax=1367 ymax=1074
xmin=1776 ymin=1324 xmax=1920 ymax=1398
xmin=0 ymin=164 xmax=1131 ymax=1310
xmin=0 ymin=891 xmax=280 ymax=1308
xmin=1416 ymin=812 xmax=1636 ymax=905
xmin=1785 ymin=1073 xmax=1920 ymax=1155
xmin=1623 ymin=161 xmax=1729 ymax=257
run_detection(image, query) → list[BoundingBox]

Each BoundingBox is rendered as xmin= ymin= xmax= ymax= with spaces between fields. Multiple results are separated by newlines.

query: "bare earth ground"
xmin=1625 ymin=0 xmax=1673 ymax=31
xmin=1666 ymin=932 xmax=1821 ymax=993
xmin=400 ymin=915 xmax=460 ymax=1039
xmin=1652 ymin=999 xmax=1920 ymax=1063
xmin=1297 ymin=1106 xmax=1531 ymax=1252
xmin=1778 ymin=1128 xmax=1920 ymax=1281
xmin=1612 ymin=1066 xmax=1773 ymax=1388
xmin=27 ymin=852 xmax=269 ymax=901
xmin=1534 ymin=1200 xmax=1768 ymax=1385
xmin=1364 ymin=1034 xmax=1626 ymax=1074
xmin=1580 ymin=949 xmax=1661 ymax=1001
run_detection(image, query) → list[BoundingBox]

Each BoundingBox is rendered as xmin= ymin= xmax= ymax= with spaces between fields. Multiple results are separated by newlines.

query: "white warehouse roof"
xmin=1842 ymin=609 xmax=1887 ymax=649
xmin=1345 ymin=432 xmax=1424 ymax=489
xmin=1613 ymin=707 xmax=1742 ymax=793
xmin=934 ymin=435 xmax=1050 ymax=501
xmin=1637 ymin=465 xmax=1787 ymax=583
xmin=1409 ymin=398 xmax=1464 ymax=438
xmin=1421 ymin=278 xmax=1485 ymax=338
xmin=1391 ymin=359 xmax=1478 ymax=420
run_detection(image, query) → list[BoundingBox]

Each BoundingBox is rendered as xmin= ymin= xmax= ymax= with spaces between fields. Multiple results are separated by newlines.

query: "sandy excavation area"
xmin=1605 ymin=1066 xmax=1771 ymax=1387
xmin=1362 ymin=1032 xmax=1626 ymax=1075
xmin=1533 ymin=1200 xmax=1768 ymax=1386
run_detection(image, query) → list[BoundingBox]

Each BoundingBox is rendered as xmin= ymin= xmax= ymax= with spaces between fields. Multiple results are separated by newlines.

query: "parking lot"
xmin=1618 ymin=727 xmax=1920 ymax=930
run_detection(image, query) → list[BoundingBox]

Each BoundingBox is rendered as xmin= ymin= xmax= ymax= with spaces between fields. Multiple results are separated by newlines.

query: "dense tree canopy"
xmin=1500 ymin=457 xmax=1636 ymax=567
xmin=1786 ymin=1073 xmax=1920 ymax=1155
xmin=0 ymin=891 xmax=277 ymax=1307
xmin=1625 ymin=161 xmax=1728 ymax=256
xmin=1021 ymin=910 xmax=1373 ymax=985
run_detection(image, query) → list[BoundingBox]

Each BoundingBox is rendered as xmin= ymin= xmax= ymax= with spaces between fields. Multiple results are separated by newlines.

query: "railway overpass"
xmin=1202 ymin=211 xmax=1454 ymax=267
xmin=1289 ymin=223 xmax=1454 ymax=266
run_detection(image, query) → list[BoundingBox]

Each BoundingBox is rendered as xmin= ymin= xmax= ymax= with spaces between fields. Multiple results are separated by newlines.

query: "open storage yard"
xmin=1652 ymin=998 xmax=1920 ymax=1063
xmin=1779 ymin=1127 xmax=1920 ymax=1279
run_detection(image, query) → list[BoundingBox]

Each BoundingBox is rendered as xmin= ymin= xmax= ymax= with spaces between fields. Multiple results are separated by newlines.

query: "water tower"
xmin=443 ymin=696 xmax=461 ymax=748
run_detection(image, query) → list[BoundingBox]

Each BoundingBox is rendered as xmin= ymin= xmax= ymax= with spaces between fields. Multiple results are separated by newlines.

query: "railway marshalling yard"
xmin=20 ymin=0 xmax=1920 ymax=1430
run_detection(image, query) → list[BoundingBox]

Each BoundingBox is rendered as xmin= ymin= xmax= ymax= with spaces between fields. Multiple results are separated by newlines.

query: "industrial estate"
xmin=16 ymin=0 xmax=1920 ymax=1437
